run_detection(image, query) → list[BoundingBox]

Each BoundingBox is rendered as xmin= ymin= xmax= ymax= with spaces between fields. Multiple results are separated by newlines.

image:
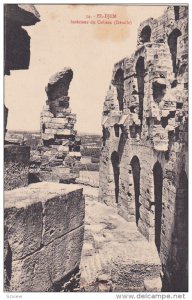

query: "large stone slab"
xmin=10 ymin=226 xmax=84 ymax=292
xmin=4 ymin=182 xmax=85 ymax=292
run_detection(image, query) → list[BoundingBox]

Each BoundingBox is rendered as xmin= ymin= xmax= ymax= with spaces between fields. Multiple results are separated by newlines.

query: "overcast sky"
xmin=5 ymin=4 xmax=166 ymax=134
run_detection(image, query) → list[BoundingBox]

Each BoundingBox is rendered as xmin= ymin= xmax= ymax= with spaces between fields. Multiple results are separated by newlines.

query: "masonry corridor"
xmin=78 ymin=185 xmax=162 ymax=292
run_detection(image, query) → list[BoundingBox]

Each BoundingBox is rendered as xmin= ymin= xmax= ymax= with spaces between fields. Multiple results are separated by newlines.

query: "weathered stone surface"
xmin=4 ymin=182 xmax=85 ymax=292
xmin=99 ymin=5 xmax=188 ymax=292
xmin=4 ymin=144 xmax=30 ymax=191
xmin=144 ymin=277 xmax=162 ymax=291
xmin=45 ymin=67 xmax=73 ymax=99
xmin=42 ymin=185 xmax=85 ymax=245
xmin=5 ymin=200 xmax=43 ymax=260
xmin=10 ymin=226 xmax=84 ymax=292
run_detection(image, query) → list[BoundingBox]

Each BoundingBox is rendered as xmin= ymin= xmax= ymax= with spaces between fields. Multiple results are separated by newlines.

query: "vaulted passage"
xmin=140 ymin=25 xmax=151 ymax=43
xmin=168 ymin=29 xmax=182 ymax=74
xmin=111 ymin=151 xmax=120 ymax=203
xmin=130 ymin=156 xmax=141 ymax=225
xmin=113 ymin=68 xmax=124 ymax=111
xmin=136 ymin=57 xmax=145 ymax=127
xmin=153 ymin=161 xmax=163 ymax=253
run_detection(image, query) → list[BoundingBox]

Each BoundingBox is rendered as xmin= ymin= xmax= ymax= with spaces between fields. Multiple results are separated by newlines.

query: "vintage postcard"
xmin=3 ymin=3 xmax=188 ymax=295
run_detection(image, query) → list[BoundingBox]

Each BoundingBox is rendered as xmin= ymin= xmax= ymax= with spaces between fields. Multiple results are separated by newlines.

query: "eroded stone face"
xmin=99 ymin=5 xmax=188 ymax=292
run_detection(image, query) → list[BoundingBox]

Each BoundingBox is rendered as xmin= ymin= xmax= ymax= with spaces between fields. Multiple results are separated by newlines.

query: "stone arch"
xmin=140 ymin=25 xmax=151 ymax=43
xmin=135 ymin=56 xmax=145 ymax=126
xmin=130 ymin=156 xmax=141 ymax=225
xmin=113 ymin=68 xmax=124 ymax=111
xmin=153 ymin=161 xmax=163 ymax=253
xmin=111 ymin=151 xmax=120 ymax=203
xmin=168 ymin=28 xmax=182 ymax=74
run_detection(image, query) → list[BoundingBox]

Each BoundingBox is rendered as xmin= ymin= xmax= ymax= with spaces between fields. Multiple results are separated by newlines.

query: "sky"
xmin=4 ymin=4 xmax=167 ymax=134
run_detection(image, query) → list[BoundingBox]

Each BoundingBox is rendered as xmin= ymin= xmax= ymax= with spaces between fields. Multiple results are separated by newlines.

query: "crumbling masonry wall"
xmin=30 ymin=68 xmax=81 ymax=183
xmin=99 ymin=6 xmax=188 ymax=292
xmin=4 ymin=183 xmax=85 ymax=292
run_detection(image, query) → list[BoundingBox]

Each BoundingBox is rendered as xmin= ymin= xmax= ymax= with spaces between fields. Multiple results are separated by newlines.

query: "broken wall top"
xmin=45 ymin=68 xmax=73 ymax=101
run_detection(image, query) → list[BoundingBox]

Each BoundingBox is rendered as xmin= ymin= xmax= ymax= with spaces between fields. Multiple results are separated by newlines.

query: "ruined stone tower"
xmin=99 ymin=6 xmax=188 ymax=292
xmin=31 ymin=68 xmax=81 ymax=182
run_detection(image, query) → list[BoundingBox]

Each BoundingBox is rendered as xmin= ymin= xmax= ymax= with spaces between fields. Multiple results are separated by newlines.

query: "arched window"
xmin=168 ymin=28 xmax=182 ymax=74
xmin=114 ymin=68 xmax=124 ymax=111
xmin=135 ymin=57 xmax=145 ymax=126
xmin=140 ymin=25 xmax=151 ymax=43
xmin=130 ymin=156 xmax=141 ymax=225
xmin=111 ymin=151 xmax=120 ymax=203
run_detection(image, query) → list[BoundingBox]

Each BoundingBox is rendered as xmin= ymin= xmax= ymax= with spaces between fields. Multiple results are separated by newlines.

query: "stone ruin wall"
xmin=4 ymin=4 xmax=40 ymax=191
xmin=4 ymin=5 xmax=85 ymax=292
xmin=29 ymin=68 xmax=81 ymax=183
xmin=99 ymin=6 xmax=188 ymax=292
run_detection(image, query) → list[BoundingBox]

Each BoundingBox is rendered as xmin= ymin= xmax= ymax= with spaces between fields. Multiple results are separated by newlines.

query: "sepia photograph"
xmin=3 ymin=2 xmax=189 ymax=295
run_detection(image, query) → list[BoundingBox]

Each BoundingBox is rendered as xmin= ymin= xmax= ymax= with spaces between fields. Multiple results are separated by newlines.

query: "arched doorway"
xmin=140 ymin=25 xmax=151 ymax=43
xmin=114 ymin=68 xmax=124 ymax=111
xmin=111 ymin=151 xmax=120 ymax=203
xmin=168 ymin=28 xmax=182 ymax=74
xmin=153 ymin=161 xmax=163 ymax=253
xmin=135 ymin=57 xmax=145 ymax=127
xmin=130 ymin=156 xmax=141 ymax=225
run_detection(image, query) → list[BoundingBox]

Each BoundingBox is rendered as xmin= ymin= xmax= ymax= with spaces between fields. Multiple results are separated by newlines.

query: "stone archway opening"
xmin=135 ymin=57 xmax=145 ymax=128
xmin=111 ymin=151 xmax=120 ymax=203
xmin=114 ymin=68 xmax=124 ymax=111
xmin=130 ymin=156 xmax=141 ymax=225
xmin=168 ymin=28 xmax=182 ymax=74
xmin=153 ymin=161 xmax=163 ymax=253
xmin=140 ymin=25 xmax=151 ymax=43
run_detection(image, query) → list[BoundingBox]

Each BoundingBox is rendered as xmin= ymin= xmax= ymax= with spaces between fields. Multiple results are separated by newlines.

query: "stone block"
xmin=10 ymin=226 xmax=84 ymax=292
xmin=42 ymin=186 xmax=85 ymax=245
xmin=4 ymin=194 xmax=43 ymax=260
xmin=4 ymin=182 xmax=85 ymax=292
